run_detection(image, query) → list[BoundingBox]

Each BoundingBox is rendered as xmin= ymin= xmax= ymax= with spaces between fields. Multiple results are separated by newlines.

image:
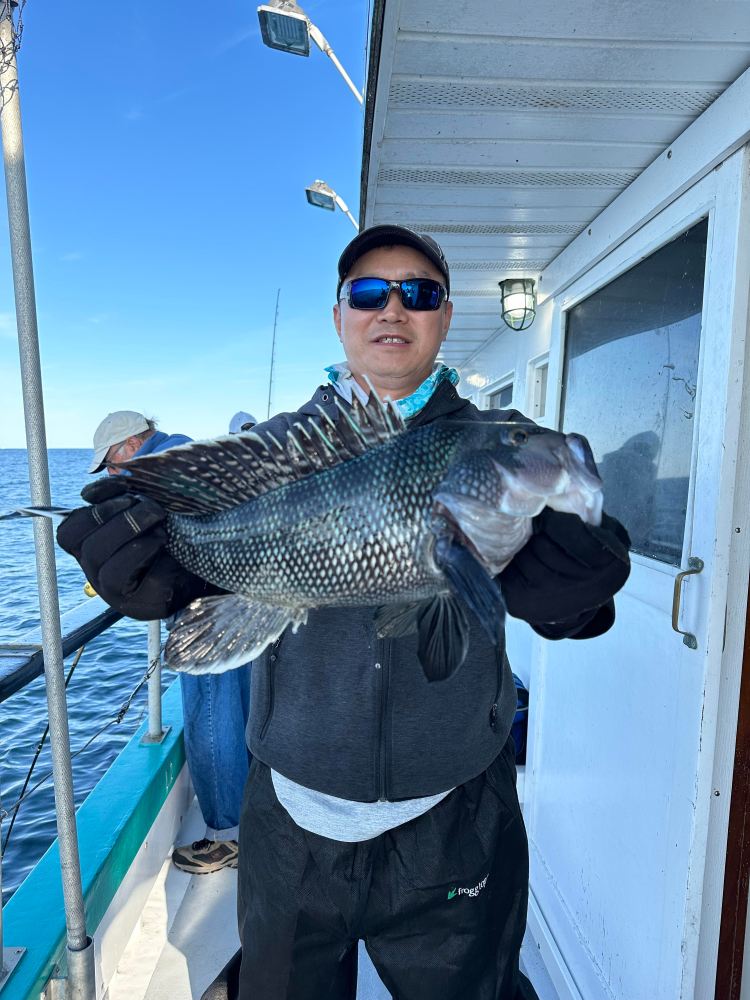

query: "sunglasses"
xmin=340 ymin=277 xmax=447 ymax=311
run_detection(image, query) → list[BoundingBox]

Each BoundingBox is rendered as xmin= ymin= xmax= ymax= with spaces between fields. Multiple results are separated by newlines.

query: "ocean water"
xmin=0 ymin=449 xmax=167 ymax=900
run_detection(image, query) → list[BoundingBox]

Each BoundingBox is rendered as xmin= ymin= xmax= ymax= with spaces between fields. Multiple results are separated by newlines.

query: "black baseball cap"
xmin=337 ymin=225 xmax=450 ymax=299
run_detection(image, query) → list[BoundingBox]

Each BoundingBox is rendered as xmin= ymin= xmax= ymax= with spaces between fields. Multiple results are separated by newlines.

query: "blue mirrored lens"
xmin=347 ymin=277 xmax=444 ymax=310
xmin=401 ymin=279 xmax=442 ymax=310
xmin=349 ymin=278 xmax=390 ymax=309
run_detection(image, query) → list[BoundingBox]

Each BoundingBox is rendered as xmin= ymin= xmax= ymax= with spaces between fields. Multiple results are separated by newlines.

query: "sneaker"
xmin=171 ymin=837 xmax=239 ymax=874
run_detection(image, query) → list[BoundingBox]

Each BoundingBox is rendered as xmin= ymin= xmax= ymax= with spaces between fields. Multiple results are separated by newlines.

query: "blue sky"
xmin=0 ymin=1 xmax=368 ymax=447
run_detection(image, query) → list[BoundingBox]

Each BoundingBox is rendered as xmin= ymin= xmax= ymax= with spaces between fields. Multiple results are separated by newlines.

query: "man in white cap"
xmin=88 ymin=410 xmax=250 ymax=876
xmin=88 ymin=410 xmax=181 ymax=474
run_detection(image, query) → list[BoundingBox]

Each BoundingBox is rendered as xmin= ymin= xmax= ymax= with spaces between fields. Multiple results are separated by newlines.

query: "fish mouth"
xmin=562 ymin=433 xmax=602 ymax=488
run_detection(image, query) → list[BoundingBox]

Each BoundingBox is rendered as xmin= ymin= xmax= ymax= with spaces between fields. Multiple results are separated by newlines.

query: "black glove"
xmin=56 ymin=476 xmax=214 ymax=620
xmin=499 ymin=507 xmax=631 ymax=629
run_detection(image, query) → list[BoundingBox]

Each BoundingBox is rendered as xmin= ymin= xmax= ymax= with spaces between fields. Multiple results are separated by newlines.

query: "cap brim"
xmin=88 ymin=447 xmax=109 ymax=474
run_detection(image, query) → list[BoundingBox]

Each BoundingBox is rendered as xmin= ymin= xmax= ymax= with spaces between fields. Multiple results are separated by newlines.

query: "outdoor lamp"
xmin=257 ymin=1 xmax=364 ymax=104
xmin=305 ymin=179 xmax=336 ymax=211
xmin=257 ymin=1 xmax=310 ymax=56
xmin=499 ymin=278 xmax=536 ymax=331
xmin=305 ymin=180 xmax=359 ymax=230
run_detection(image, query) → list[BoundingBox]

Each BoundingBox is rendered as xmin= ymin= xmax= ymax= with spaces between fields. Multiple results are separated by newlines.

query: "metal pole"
xmin=141 ymin=620 xmax=168 ymax=744
xmin=267 ymin=288 xmax=281 ymax=419
xmin=308 ymin=23 xmax=363 ymax=105
xmin=333 ymin=194 xmax=359 ymax=231
xmin=0 ymin=6 xmax=94 ymax=996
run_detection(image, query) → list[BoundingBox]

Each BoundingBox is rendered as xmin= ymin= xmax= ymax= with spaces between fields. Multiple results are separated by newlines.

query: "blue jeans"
xmin=180 ymin=665 xmax=251 ymax=840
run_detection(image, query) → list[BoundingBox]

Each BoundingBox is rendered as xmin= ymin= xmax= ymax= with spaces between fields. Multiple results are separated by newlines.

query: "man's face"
xmin=105 ymin=436 xmax=142 ymax=475
xmin=333 ymin=244 xmax=453 ymax=400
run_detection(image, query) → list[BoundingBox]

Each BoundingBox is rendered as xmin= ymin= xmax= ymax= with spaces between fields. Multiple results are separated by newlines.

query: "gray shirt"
xmin=271 ymin=769 xmax=452 ymax=841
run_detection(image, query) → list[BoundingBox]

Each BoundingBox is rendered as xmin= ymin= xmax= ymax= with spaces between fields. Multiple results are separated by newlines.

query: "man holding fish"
xmin=57 ymin=226 xmax=630 ymax=999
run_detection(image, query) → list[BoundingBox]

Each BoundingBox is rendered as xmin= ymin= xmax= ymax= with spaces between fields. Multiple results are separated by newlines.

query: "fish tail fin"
xmin=165 ymin=594 xmax=306 ymax=674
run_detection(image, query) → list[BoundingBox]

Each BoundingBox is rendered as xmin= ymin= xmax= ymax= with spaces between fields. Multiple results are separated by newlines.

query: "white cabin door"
xmin=521 ymin=150 xmax=750 ymax=1000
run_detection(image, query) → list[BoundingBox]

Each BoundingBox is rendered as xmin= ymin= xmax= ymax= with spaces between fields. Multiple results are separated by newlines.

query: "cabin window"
xmin=487 ymin=378 xmax=514 ymax=410
xmin=561 ymin=218 xmax=707 ymax=566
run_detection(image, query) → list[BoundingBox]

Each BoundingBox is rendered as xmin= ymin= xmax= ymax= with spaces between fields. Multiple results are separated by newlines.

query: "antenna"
xmin=267 ymin=288 xmax=281 ymax=419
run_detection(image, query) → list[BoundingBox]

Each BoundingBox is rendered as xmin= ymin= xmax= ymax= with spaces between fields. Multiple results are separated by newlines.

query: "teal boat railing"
xmin=2 ymin=682 xmax=186 ymax=1000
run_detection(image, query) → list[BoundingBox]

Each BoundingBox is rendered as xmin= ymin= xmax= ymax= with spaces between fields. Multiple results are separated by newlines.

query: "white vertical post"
xmin=0 ymin=5 xmax=92 ymax=995
xmin=142 ymin=620 xmax=168 ymax=744
xmin=147 ymin=620 xmax=162 ymax=739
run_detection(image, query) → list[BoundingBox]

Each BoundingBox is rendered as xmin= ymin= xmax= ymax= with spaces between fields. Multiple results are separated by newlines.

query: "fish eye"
xmin=509 ymin=428 xmax=528 ymax=446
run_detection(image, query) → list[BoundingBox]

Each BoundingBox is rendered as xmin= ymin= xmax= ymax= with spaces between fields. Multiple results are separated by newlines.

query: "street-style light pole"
xmin=304 ymin=180 xmax=359 ymax=230
xmin=257 ymin=1 xmax=364 ymax=104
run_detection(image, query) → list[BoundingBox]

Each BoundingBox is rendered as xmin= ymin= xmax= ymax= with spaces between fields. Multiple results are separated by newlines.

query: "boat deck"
xmin=107 ymin=793 xmax=560 ymax=1000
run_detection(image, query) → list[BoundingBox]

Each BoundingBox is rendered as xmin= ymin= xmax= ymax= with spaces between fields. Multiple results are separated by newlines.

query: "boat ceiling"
xmin=360 ymin=0 xmax=750 ymax=366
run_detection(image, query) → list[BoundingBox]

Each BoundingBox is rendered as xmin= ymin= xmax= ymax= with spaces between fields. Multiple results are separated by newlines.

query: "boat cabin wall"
xmin=455 ymin=132 xmax=750 ymax=999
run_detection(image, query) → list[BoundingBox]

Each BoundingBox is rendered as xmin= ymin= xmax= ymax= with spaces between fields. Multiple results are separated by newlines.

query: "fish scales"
xmin=93 ymin=393 xmax=605 ymax=677
xmin=165 ymin=422 xmax=463 ymax=608
xmin=6 ymin=397 xmax=605 ymax=678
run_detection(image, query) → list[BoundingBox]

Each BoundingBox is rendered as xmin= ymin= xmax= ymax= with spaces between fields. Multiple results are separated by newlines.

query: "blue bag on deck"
xmin=511 ymin=673 xmax=529 ymax=765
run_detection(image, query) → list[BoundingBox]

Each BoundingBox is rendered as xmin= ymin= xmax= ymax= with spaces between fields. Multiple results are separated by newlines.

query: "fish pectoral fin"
xmin=416 ymin=596 xmax=470 ymax=683
xmin=375 ymin=596 xmax=471 ymax=682
xmin=433 ymin=534 xmax=506 ymax=648
xmin=374 ymin=601 xmax=425 ymax=638
xmin=165 ymin=594 xmax=305 ymax=675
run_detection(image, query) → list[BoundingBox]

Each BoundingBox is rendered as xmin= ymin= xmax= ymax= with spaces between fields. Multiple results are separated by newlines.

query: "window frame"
xmin=483 ymin=371 xmax=515 ymax=411
xmin=546 ymin=178 xmax=717 ymax=574
xmin=526 ymin=352 xmax=550 ymax=425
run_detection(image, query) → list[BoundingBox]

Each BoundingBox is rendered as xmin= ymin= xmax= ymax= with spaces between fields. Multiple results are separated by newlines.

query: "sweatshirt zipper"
xmin=375 ymin=644 xmax=390 ymax=801
xmin=259 ymin=637 xmax=283 ymax=741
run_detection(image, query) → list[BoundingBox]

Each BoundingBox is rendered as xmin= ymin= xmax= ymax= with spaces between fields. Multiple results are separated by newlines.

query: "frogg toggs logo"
xmin=446 ymin=874 xmax=488 ymax=900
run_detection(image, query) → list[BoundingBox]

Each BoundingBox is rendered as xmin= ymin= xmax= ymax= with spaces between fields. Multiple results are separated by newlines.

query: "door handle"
xmin=672 ymin=557 xmax=704 ymax=649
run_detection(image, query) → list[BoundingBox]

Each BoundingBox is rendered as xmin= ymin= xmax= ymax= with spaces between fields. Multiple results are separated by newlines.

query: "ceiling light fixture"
xmin=499 ymin=278 xmax=536 ymax=331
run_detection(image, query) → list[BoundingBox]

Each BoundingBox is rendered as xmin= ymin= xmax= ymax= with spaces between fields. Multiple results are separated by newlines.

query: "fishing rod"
xmin=267 ymin=288 xmax=281 ymax=420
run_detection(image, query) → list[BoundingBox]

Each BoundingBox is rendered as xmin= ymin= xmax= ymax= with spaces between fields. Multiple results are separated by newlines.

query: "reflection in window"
xmin=561 ymin=219 xmax=707 ymax=565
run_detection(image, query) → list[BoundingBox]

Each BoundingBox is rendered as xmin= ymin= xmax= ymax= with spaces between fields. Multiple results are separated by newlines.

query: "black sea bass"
xmin=116 ymin=393 xmax=603 ymax=681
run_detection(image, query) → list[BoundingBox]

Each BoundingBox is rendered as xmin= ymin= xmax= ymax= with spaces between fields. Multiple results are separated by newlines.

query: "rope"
xmin=2 ymin=643 xmax=84 ymax=854
xmin=1 ymin=640 xmax=164 ymax=852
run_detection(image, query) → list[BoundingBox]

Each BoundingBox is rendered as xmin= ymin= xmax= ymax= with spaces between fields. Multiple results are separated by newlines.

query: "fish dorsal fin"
xmin=119 ymin=392 xmax=406 ymax=514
